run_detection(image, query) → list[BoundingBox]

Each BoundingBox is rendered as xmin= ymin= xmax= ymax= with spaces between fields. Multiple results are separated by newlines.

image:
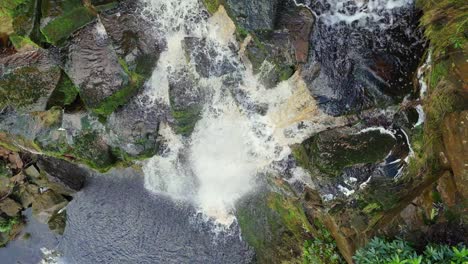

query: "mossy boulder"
xmin=40 ymin=0 xmax=96 ymax=45
xmin=168 ymin=69 xmax=203 ymax=136
xmin=31 ymin=189 xmax=67 ymax=224
xmin=65 ymin=21 xmax=137 ymax=116
xmin=0 ymin=0 xmax=36 ymax=38
xmin=0 ymin=49 xmax=62 ymax=112
xmin=100 ymin=1 xmax=161 ymax=80
xmin=236 ymin=189 xmax=312 ymax=263
xmin=295 ymin=129 xmax=396 ymax=177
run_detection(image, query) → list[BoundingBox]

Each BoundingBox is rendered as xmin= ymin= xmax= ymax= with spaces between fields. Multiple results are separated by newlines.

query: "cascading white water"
xmin=139 ymin=0 xmax=348 ymax=225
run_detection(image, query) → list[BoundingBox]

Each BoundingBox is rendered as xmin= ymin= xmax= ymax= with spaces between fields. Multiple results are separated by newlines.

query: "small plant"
xmin=0 ymin=217 xmax=19 ymax=233
xmin=354 ymin=237 xmax=468 ymax=264
xmin=302 ymin=224 xmax=344 ymax=264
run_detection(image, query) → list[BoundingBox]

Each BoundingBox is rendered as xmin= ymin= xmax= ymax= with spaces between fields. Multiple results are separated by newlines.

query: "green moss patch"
xmin=46 ymin=72 xmax=79 ymax=109
xmin=41 ymin=6 xmax=96 ymax=45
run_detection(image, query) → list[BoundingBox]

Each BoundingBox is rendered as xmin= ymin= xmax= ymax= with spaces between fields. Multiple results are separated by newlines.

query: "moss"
xmin=417 ymin=0 xmax=467 ymax=57
xmin=362 ymin=203 xmax=382 ymax=215
xmin=91 ymin=58 xmax=143 ymax=117
xmin=236 ymin=192 xmax=312 ymax=263
xmin=94 ymin=2 xmax=119 ymax=12
xmin=70 ymin=130 xmax=117 ymax=171
xmin=41 ymin=6 xmax=96 ymax=45
xmin=10 ymin=0 xmax=35 ymax=36
xmin=201 ymin=0 xmax=220 ymax=14
xmin=8 ymin=33 xmax=39 ymax=50
xmin=0 ymin=65 xmax=61 ymax=110
xmin=46 ymin=72 xmax=79 ymax=109
xmin=297 ymin=130 xmax=396 ymax=177
xmin=171 ymin=106 xmax=202 ymax=136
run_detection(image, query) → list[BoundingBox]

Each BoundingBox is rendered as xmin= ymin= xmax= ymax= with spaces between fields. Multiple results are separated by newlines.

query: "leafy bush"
xmin=0 ymin=217 xmax=19 ymax=233
xmin=303 ymin=225 xmax=344 ymax=264
xmin=354 ymin=237 xmax=468 ymax=264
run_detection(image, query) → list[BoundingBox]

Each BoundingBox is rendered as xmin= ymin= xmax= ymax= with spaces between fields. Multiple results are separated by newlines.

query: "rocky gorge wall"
xmin=0 ymin=0 xmax=466 ymax=263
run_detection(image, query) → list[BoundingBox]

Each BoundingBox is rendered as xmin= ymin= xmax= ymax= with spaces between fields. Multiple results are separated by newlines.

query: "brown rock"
xmin=32 ymin=190 xmax=68 ymax=224
xmin=17 ymin=184 xmax=39 ymax=208
xmin=0 ymin=198 xmax=22 ymax=217
xmin=437 ymin=171 xmax=458 ymax=207
xmin=442 ymin=111 xmax=468 ymax=199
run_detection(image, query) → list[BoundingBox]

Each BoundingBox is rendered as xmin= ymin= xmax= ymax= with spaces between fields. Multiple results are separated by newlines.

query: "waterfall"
xmin=139 ymin=0 xmax=347 ymax=225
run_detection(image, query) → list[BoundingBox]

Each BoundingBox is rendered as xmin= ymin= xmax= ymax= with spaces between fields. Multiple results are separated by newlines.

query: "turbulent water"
xmin=139 ymin=0 xmax=347 ymax=224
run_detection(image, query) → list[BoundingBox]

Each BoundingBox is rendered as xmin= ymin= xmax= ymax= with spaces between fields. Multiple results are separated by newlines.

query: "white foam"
xmin=141 ymin=0 xmax=347 ymax=224
xmin=318 ymin=0 xmax=413 ymax=27
xmin=414 ymin=104 xmax=425 ymax=127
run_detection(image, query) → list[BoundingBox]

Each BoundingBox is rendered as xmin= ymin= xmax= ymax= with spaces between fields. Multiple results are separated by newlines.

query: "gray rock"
xmin=37 ymin=156 xmax=87 ymax=194
xmin=65 ymin=21 xmax=129 ymax=110
xmin=107 ymin=90 xmax=163 ymax=156
xmin=101 ymin=3 xmax=162 ymax=79
xmin=225 ymin=0 xmax=279 ymax=31
xmin=0 ymin=49 xmax=62 ymax=112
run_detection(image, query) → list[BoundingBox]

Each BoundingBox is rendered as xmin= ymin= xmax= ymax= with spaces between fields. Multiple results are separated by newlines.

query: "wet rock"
xmin=0 ymin=198 xmax=22 ymax=217
xmin=224 ymin=0 xmax=279 ymax=32
xmin=24 ymin=165 xmax=40 ymax=178
xmin=442 ymin=111 xmax=468 ymax=199
xmin=276 ymin=1 xmax=314 ymax=63
xmin=107 ymin=92 xmax=162 ymax=157
xmin=168 ymin=69 xmax=203 ymax=136
xmin=301 ymin=4 xmax=425 ymax=116
xmin=100 ymin=2 xmax=162 ymax=79
xmin=297 ymin=128 xmax=396 ymax=176
xmin=32 ymin=190 xmax=68 ymax=224
xmin=65 ymin=21 xmax=131 ymax=115
xmin=48 ymin=210 xmax=66 ymax=235
xmin=245 ymin=33 xmax=296 ymax=88
xmin=183 ymin=37 xmax=239 ymax=78
xmin=17 ymin=183 xmax=39 ymax=208
xmin=0 ymin=49 xmax=62 ymax=112
xmin=37 ymin=156 xmax=87 ymax=194
xmin=40 ymin=0 xmax=96 ymax=45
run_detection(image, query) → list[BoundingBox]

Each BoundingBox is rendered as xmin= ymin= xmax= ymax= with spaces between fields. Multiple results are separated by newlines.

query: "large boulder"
xmin=0 ymin=198 xmax=21 ymax=217
xmin=32 ymin=190 xmax=68 ymax=224
xmin=64 ymin=21 xmax=133 ymax=116
xmin=100 ymin=1 xmax=162 ymax=80
xmin=0 ymin=49 xmax=62 ymax=112
xmin=37 ymin=156 xmax=87 ymax=194
xmin=224 ymin=0 xmax=279 ymax=32
xmin=301 ymin=3 xmax=425 ymax=116
xmin=40 ymin=0 xmax=96 ymax=45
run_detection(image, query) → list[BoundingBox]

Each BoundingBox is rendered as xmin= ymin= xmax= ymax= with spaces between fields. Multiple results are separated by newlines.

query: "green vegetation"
xmin=0 ymin=217 xmax=19 ymax=234
xmin=354 ymin=237 xmax=468 ymax=264
xmin=303 ymin=220 xmax=344 ymax=264
xmin=293 ymin=130 xmax=395 ymax=177
xmin=236 ymin=191 xmax=312 ymax=263
xmin=8 ymin=34 xmax=39 ymax=50
xmin=41 ymin=6 xmax=96 ymax=45
xmin=46 ymin=72 xmax=79 ymax=108
xmin=0 ymin=65 xmax=62 ymax=110
xmin=405 ymin=0 xmax=466 ymax=181
xmin=417 ymin=0 xmax=467 ymax=57
xmin=201 ymin=0 xmax=220 ymax=14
